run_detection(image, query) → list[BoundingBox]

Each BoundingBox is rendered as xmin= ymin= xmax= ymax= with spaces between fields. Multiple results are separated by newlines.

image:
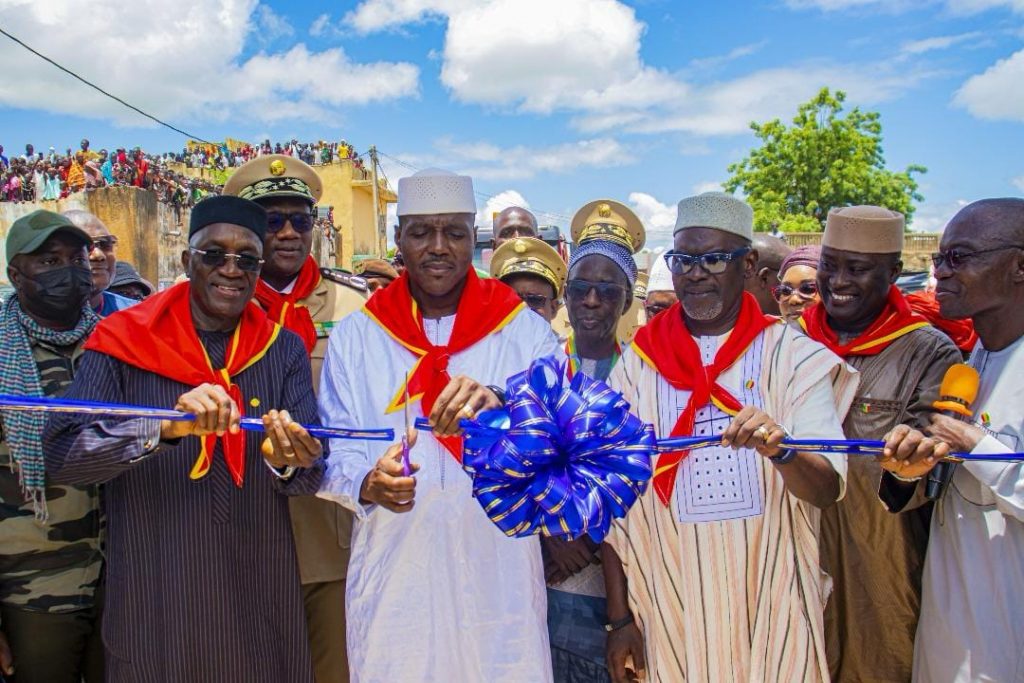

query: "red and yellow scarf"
xmin=363 ymin=269 xmax=523 ymax=461
xmin=800 ymin=285 xmax=929 ymax=357
xmin=85 ymin=282 xmax=280 ymax=486
xmin=632 ymin=293 xmax=776 ymax=506
xmin=254 ymin=255 xmax=321 ymax=354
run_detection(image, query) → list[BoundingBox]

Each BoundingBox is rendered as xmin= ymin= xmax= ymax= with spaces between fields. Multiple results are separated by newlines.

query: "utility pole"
xmin=369 ymin=145 xmax=384 ymax=258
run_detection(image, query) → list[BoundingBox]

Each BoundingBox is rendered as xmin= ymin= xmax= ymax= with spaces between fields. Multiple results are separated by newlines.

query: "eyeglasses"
xmin=771 ymin=281 xmax=818 ymax=302
xmin=519 ymin=293 xmax=553 ymax=310
xmin=90 ymin=236 xmax=118 ymax=253
xmin=645 ymin=302 xmax=672 ymax=318
xmin=266 ymin=211 xmax=314 ymax=234
xmin=565 ymin=279 xmax=629 ymax=303
xmin=664 ymin=247 xmax=750 ymax=275
xmin=189 ymin=248 xmax=264 ymax=272
xmin=931 ymin=245 xmax=1022 ymax=271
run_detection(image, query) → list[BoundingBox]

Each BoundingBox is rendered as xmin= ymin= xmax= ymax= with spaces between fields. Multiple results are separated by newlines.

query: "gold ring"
xmin=461 ymin=404 xmax=475 ymax=419
xmin=755 ymin=425 xmax=770 ymax=441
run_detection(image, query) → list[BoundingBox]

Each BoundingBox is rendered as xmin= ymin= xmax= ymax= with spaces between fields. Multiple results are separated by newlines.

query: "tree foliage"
xmin=724 ymin=88 xmax=925 ymax=232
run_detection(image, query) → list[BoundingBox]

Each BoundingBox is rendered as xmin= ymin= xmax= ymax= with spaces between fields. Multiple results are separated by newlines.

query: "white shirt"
xmin=317 ymin=306 xmax=561 ymax=683
xmin=914 ymin=335 xmax=1024 ymax=682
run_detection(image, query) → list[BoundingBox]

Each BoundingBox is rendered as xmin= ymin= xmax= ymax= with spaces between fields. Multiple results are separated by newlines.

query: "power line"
xmin=0 ymin=26 xmax=215 ymax=144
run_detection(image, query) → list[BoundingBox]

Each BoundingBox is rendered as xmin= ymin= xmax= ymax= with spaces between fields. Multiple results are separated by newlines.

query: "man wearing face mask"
xmin=0 ymin=210 xmax=104 ymax=683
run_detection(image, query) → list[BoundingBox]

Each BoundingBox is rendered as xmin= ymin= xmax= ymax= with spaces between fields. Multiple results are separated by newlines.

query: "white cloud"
xmin=345 ymin=0 xmax=476 ymax=33
xmin=900 ymin=31 xmax=983 ymax=55
xmin=692 ymin=180 xmax=724 ymax=194
xmin=954 ymin=48 xmax=1024 ymax=121
xmin=688 ymin=41 xmax=768 ymax=71
xmin=910 ymin=198 xmax=970 ymax=232
xmin=309 ymin=13 xmax=331 ymax=37
xmin=0 ymin=0 xmax=419 ymax=127
xmin=477 ymin=190 xmax=530 ymax=229
xmin=254 ymin=3 xmax=293 ymax=41
xmin=433 ymin=136 xmax=637 ymax=181
xmin=577 ymin=62 xmax=932 ymax=136
xmin=628 ymin=192 xmax=677 ymax=241
xmin=1013 ymin=175 xmax=1024 ymax=191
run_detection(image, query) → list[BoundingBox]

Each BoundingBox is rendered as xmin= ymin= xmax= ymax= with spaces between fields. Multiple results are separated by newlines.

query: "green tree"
xmin=724 ymin=88 xmax=925 ymax=232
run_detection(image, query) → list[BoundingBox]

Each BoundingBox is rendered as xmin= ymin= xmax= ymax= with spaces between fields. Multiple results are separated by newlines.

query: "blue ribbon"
xmin=458 ymin=356 xmax=654 ymax=543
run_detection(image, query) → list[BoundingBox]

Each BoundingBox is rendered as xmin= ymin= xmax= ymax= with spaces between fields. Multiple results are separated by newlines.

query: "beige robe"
xmin=607 ymin=322 xmax=857 ymax=682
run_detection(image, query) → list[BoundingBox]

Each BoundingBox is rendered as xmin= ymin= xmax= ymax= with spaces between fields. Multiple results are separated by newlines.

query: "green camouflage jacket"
xmin=0 ymin=338 xmax=102 ymax=616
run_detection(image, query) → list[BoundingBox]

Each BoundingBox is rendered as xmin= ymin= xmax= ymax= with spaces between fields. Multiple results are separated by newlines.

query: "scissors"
xmin=401 ymin=371 xmax=412 ymax=476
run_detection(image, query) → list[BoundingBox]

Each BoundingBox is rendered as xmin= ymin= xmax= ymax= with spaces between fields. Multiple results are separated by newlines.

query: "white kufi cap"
xmin=647 ymin=253 xmax=674 ymax=293
xmin=674 ymin=191 xmax=754 ymax=242
xmin=397 ymin=168 xmax=476 ymax=217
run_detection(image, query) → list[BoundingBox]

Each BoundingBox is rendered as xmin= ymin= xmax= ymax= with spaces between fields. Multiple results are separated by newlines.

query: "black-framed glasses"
xmin=664 ymin=247 xmax=750 ymax=275
xmin=565 ymin=279 xmax=629 ymax=303
xmin=645 ymin=302 xmax=672 ymax=318
xmin=519 ymin=293 xmax=553 ymax=310
xmin=771 ymin=281 xmax=818 ymax=302
xmin=90 ymin=236 xmax=118 ymax=253
xmin=931 ymin=245 xmax=1023 ymax=271
xmin=189 ymin=248 xmax=264 ymax=272
xmin=266 ymin=211 xmax=314 ymax=234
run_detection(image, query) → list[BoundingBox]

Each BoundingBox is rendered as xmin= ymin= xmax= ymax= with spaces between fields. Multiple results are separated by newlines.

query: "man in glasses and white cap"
xmin=799 ymin=205 xmax=959 ymax=683
xmin=224 ymin=154 xmax=367 ymax=683
xmin=317 ymin=168 xmax=560 ymax=682
xmin=602 ymin=191 xmax=855 ymax=683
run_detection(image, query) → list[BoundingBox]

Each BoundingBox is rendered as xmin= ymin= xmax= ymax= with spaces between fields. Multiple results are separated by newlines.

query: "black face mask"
xmin=19 ymin=265 xmax=94 ymax=321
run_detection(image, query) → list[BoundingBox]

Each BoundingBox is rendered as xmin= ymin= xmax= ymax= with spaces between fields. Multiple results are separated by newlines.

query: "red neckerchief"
xmin=800 ymin=285 xmax=929 ymax=357
xmin=363 ymin=269 xmax=523 ymax=461
xmin=632 ymin=293 xmax=775 ymax=506
xmin=254 ymin=256 xmax=321 ymax=354
xmin=84 ymin=282 xmax=280 ymax=486
xmin=905 ymin=290 xmax=977 ymax=353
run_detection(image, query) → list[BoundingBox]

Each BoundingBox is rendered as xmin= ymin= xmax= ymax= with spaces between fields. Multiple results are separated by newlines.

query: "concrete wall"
xmin=0 ymin=187 xmax=189 ymax=289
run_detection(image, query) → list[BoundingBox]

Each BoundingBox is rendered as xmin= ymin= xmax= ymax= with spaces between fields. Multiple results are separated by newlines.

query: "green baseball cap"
xmin=5 ymin=210 xmax=91 ymax=261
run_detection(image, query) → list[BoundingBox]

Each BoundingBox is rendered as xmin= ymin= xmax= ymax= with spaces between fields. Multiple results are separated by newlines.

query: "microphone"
xmin=925 ymin=364 xmax=980 ymax=499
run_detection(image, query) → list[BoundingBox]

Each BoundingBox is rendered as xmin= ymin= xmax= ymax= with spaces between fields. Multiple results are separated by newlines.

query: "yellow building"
xmin=169 ymin=157 xmax=396 ymax=270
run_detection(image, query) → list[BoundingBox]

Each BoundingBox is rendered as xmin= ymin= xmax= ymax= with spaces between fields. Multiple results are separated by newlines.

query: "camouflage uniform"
xmin=0 ymin=338 xmax=103 ymax=681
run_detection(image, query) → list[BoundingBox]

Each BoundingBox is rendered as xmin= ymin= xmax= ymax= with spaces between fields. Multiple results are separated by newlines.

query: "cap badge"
xmin=513 ymin=240 xmax=528 ymax=254
xmin=598 ymin=203 xmax=612 ymax=218
xmin=269 ymin=159 xmax=286 ymax=176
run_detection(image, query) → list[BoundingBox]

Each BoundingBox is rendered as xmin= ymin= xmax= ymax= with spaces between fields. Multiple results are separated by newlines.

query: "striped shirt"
xmin=43 ymin=328 xmax=323 ymax=683
xmin=607 ymin=323 xmax=857 ymax=682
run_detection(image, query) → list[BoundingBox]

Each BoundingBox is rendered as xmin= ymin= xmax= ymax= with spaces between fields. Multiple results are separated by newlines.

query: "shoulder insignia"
xmin=320 ymin=267 xmax=368 ymax=293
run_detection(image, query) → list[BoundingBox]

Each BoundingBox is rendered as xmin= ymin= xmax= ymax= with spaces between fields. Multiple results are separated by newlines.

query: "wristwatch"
xmin=486 ymin=385 xmax=507 ymax=407
xmin=605 ymin=613 xmax=635 ymax=632
xmin=768 ymin=448 xmax=798 ymax=465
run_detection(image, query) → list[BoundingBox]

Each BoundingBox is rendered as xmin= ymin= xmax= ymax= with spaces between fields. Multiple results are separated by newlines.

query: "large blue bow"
xmin=461 ymin=356 xmax=654 ymax=543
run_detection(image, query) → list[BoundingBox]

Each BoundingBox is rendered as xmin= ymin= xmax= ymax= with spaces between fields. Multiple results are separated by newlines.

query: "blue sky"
xmin=1 ymin=0 xmax=1021 ymax=250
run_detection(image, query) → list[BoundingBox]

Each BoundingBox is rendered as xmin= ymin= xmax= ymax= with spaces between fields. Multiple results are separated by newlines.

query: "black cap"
xmin=189 ymin=195 xmax=268 ymax=241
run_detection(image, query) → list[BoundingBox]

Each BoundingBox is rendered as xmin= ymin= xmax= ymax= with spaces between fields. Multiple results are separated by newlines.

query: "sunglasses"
xmin=565 ymin=279 xmax=629 ymax=303
xmin=771 ymin=281 xmax=818 ymax=302
xmin=664 ymin=247 xmax=750 ymax=275
xmin=645 ymin=302 xmax=672 ymax=318
xmin=519 ymin=293 xmax=553 ymax=310
xmin=189 ymin=248 xmax=264 ymax=273
xmin=931 ymin=245 xmax=1022 ymax=271
xmin=266 ymin=211 xmax=314 ymax=234
xmin=90 ymin=236 xmax=118 ymax=253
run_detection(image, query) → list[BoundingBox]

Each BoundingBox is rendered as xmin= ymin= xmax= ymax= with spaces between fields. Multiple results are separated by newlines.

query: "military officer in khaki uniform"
xmin=489 ymin=236 xmax=566 ymax=324
xmin=224 ymin=155 xmax=365 ymax=683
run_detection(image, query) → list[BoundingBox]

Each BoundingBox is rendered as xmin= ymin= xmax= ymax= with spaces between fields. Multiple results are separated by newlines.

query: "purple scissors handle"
xmin=401 ymin=372 xmax=412 ymax=476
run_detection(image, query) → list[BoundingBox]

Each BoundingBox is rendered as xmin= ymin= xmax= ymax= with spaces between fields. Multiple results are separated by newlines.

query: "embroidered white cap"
xmin=647 ymin=253 xmax=674 ymax=293
xmin=397 ymin=168 xmax=476 ymax=217
xmin=673 ymin=191 xmax=754 ymax=242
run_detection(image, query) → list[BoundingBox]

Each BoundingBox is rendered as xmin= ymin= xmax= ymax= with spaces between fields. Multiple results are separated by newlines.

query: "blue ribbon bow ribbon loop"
xmin=461 ymin=356 xmax=654 ymax=543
